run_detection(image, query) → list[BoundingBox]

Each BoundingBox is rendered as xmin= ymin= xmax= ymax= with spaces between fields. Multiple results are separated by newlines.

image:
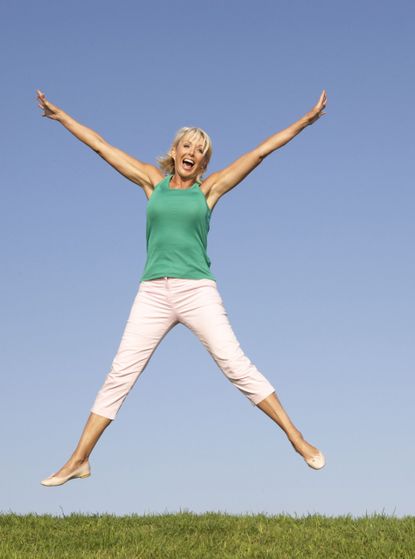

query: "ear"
xmin=170 ymin=147 xmax=176 ymax=160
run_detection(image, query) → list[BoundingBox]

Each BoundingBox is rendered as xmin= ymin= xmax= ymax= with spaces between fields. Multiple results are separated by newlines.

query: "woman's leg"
xmin=91 ymin=280 xmax=179 ymax=420
xmin=42 ymin=280 xmax=179 ymax=484
xmin=45 ymin=412 xmax=112 ymax=480
xmin=256 ymin=392 xmax=324 ymax=467
xmin=175 ymin=279 xmax=324 ymax=468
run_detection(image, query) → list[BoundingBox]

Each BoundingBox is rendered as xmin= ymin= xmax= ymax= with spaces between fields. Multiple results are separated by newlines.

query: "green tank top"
xmin=140 ymin=174 xmax=216 ymax=281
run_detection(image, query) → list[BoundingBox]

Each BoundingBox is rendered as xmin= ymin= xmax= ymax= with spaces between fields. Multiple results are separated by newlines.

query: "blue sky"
xmin=1 ymin=0 xmax=414 ymax=516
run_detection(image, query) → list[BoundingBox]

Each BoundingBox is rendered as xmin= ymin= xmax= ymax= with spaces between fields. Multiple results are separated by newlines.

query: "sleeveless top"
xmin=140 ymin=174 xmax=216 ymax=281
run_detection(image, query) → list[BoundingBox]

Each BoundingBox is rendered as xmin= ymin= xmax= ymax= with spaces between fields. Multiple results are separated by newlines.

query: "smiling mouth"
xmin=182 ymin=158 xmax=195 ymax=170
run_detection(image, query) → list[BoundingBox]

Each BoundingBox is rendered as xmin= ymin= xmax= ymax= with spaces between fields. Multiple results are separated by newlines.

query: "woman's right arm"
xmin=36 ymin=90 xmax=163 ymax=196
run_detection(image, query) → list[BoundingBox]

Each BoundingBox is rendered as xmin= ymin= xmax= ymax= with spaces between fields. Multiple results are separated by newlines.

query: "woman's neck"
xmin=169 ymin=173 xmax=197 ymax=190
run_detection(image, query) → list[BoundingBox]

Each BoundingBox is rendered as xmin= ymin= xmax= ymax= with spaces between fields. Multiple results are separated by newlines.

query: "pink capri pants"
xmin=91 ymin=277 xmax=275 ymax=419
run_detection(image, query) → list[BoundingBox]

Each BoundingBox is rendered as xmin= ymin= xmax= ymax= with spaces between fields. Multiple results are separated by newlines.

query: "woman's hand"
xmin=305 ymin=89 xmax=327 ymax=125
xmin=36 ymin=89 xmax=64 ymax=121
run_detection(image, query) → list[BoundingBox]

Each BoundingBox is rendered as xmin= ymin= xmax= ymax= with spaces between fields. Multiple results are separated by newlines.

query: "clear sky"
xmin=1 ymin=0 xmax=414 ymax=517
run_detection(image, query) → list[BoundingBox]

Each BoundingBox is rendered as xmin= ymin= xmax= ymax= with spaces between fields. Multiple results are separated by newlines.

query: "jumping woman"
xmin=37 ymin=88 xmax=327 ymax=486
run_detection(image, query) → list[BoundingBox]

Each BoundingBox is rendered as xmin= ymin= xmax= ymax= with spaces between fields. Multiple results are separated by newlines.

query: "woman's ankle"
xmin=287 ymin=429 xmax=303 ymax=445
xmin=68 ymin=454 xmax=89 ymax=467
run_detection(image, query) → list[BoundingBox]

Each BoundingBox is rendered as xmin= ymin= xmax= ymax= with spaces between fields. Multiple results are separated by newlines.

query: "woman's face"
xmin=171 ymin=134 xmax=207 ymax=180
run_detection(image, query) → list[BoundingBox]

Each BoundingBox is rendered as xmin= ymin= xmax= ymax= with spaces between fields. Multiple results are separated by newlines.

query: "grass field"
xmin=1 ymin=512 xmax=414 ymax=558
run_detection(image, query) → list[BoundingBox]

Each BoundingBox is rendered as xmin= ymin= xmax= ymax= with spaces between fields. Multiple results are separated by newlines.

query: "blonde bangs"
xmin=183 ymin=128 xmax=210 ymax=157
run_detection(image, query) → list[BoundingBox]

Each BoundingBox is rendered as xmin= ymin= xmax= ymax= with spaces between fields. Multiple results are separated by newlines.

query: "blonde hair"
xmin=157 ymin=127 xmax=213 ymax=182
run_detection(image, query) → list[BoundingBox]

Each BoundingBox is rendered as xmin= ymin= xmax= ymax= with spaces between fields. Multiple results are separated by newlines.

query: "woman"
xmin=37 ymin=88 xmax=327 ymax=486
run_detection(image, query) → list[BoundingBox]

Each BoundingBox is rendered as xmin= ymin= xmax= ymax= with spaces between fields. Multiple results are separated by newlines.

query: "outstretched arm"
xmin=36 ymin=90 xmax=163 ymax=195
xmin=204 ymin=90 xmax=327 ymax=208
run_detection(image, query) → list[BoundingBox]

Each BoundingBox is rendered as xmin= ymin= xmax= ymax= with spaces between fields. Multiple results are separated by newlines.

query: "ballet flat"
xmin=305 ymin=451 xmax=326 ymax=470
xmin=41 ymin=462 xmax=91 ymax=487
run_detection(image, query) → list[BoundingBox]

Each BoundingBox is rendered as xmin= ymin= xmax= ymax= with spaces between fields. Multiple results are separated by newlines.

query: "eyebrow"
xmin=183 ymin=138 xmax=205 ymax=148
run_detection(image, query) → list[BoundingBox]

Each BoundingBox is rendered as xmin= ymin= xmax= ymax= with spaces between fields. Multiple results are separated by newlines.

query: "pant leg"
xmin=91 ymin=279 xmax=179 ymax=419
xmin=173 ymin=279 xmax=275 ymax=405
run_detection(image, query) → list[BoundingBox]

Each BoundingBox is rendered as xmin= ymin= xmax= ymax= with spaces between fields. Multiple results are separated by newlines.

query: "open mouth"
xmin=182 ymin=158 xmax=195 ymax=171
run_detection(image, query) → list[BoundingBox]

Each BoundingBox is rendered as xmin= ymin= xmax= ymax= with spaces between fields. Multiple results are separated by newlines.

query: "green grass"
xmin=1 ymin=512 xmax=414 ymax=558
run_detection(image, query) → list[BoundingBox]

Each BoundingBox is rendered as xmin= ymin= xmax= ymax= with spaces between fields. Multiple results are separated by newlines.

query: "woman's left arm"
xmin=204 ymin=90 xmax=327 ymax=207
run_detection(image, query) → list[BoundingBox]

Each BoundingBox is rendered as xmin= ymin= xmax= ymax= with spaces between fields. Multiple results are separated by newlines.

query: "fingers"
xmin=316 ymin=89 xmax=327 ymax=113
xmin=36 ymin=90 xmax=50 ymax=109
xmin=36 ymin=89 xmax=48 ymax=106
xmin=317 ymin=89 xmax=327 ymax=104
xmin=36 ymin=90 xmax=45 ymax=107
xmin=36 ymin=89 xmax=49 ymax=117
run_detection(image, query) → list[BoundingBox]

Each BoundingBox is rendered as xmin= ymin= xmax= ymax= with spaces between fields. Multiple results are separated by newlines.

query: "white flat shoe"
xmin=305 ymin=451 xmax=325 ymax=470
xmin=41 ymin=462 xmax=91 ymax=487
